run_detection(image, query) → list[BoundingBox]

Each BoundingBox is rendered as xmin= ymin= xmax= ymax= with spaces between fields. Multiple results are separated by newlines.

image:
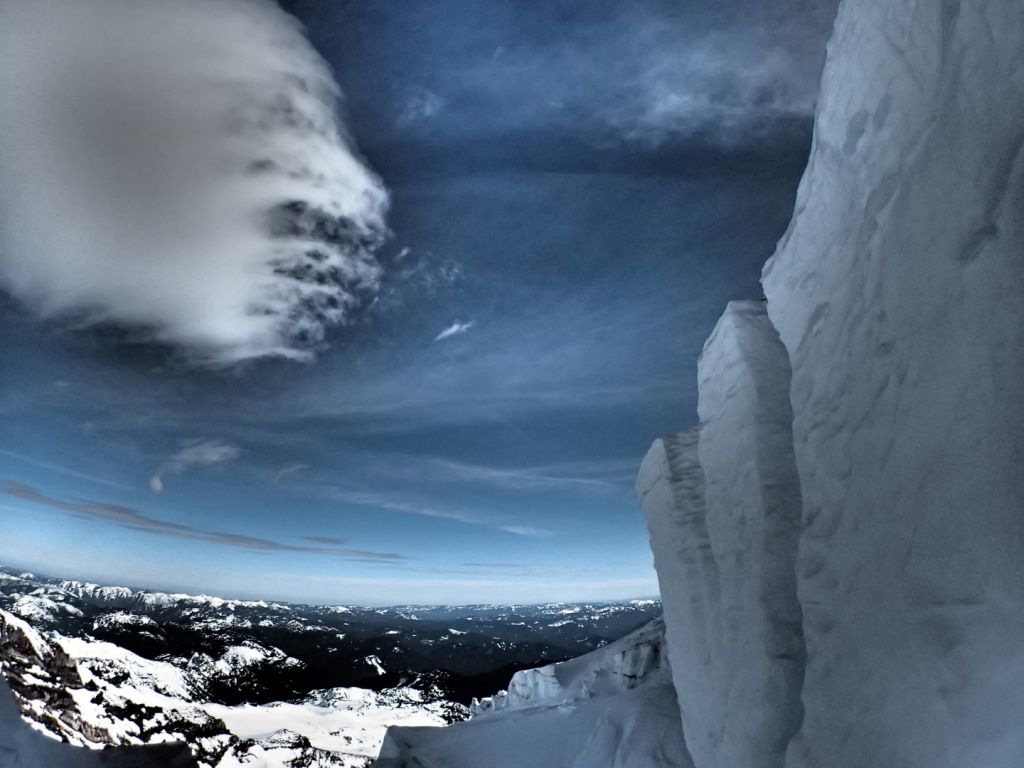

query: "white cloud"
xmin=0 ymin=0 xmax=388 ymax=364
xmin=150 ymin=438 xmax=241 ymax=494
xmin=434 ymin=320 xmax=476 ymax=342
xmin=610 ymin=32 xmax=818 ymax=145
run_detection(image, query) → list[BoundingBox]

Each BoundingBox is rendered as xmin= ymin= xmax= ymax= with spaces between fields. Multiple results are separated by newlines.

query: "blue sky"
xmin=0 ymin=0 xmax=836 ymax=604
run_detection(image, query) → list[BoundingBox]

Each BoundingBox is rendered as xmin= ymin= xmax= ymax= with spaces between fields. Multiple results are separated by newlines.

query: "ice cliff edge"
xmin=641 ymin=0 xmax=1024 ymax=767
xmin=638 ymin=301 xmax=804 ymax=768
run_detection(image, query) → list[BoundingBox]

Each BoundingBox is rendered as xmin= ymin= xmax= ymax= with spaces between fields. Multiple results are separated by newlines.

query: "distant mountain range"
xmin=0 ymin=565 xmax=659 ymax=767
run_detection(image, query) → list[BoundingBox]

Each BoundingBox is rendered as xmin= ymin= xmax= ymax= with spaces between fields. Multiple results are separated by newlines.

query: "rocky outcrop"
xmin=638 ymin=301 xmax=803 ymax=768
xmin=643 ymin=0 xmax=1024 ymax=766
xmin=0 ymin=661 xmax=195 ymax=768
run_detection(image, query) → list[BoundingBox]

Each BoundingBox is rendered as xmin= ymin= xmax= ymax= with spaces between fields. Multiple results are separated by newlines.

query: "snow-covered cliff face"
xmin=642 ymin=1 xmax=1024 ymax=767
xmin=761 ymin=1 xmax=1024 ymax=766
xmin=638 ymin=301 xmax=804 ymax=768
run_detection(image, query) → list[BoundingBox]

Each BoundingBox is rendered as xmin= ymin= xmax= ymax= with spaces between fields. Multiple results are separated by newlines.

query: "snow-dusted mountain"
xmin=0 ymin=566 xmax=659 ymax=767
xmin=0 ymin=608 xmax=451 ymax=768
xmin=0 ymin=674 xmax=197 ymax=768
xmin=0 ymin=567 xmax=659 ymax=708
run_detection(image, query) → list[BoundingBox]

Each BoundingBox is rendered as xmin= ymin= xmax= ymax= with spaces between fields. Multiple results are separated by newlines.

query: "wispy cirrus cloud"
xmin=302 ymin=535 xmax=348 ymax=546
xmin=1 ymin=480 xmax=405 ymax=562
xmin=412 ymin=456 xmax=636 ymax=493
xmin=434 ymin=320 xmax=475 ymax=342
xmin=0 ymin=448 xmax=132 ymax=491
xmin=150 ymin=438 xmax=241 ymax=494
xmin=273 ymin=463 xmax=310 ymax=486
xmin=496 ymin=525 xmax=553 ymax=538
xmin=323 ymin=487 xmax=551 ymax=537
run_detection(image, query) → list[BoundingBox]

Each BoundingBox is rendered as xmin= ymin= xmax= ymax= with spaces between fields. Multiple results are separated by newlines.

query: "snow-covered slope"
xmin=638 ymin=301 xmax=803 ymax=768
xmin=0 ymin=675 xmax=197 ymax=767
xmin=375 ymin=619 xmax=692 ymax=768
xmin=0 ymin=610 xmax=455 ymax=767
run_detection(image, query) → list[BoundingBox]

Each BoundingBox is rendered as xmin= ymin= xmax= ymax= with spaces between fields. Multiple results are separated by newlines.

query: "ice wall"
xmin=760 ymin=0 xmax=1024 ymax=765
xmin=637 ymin=301 xmax=804 ymax=768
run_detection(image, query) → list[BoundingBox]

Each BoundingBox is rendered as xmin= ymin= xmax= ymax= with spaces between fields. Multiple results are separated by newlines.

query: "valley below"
xmin=0 ymin=565 xmax=658 ymax=767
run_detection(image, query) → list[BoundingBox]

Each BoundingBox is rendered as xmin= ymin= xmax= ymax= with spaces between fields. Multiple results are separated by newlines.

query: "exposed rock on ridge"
xmin=0 ymin=676 xmax=197 ymax=767
xmin=0 ymin=616 xmax=196 ymax=768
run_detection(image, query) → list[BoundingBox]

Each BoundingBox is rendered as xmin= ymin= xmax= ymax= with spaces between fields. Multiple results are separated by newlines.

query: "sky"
xmin=0 ymin=0 xmax=838 ymax=605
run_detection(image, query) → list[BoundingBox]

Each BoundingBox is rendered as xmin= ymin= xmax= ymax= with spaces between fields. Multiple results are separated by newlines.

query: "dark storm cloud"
xmin=1 ymin=481 xmax=405 ymax=561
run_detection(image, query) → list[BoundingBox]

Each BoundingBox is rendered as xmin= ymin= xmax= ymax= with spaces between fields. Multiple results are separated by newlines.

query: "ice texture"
xmin=758 ymin=0 xmax=1024 ymax=765
xmin=376 ymin=619 xmax=693 ymax=768
xmin=637 ymin=301 xmax=804 ymax=768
